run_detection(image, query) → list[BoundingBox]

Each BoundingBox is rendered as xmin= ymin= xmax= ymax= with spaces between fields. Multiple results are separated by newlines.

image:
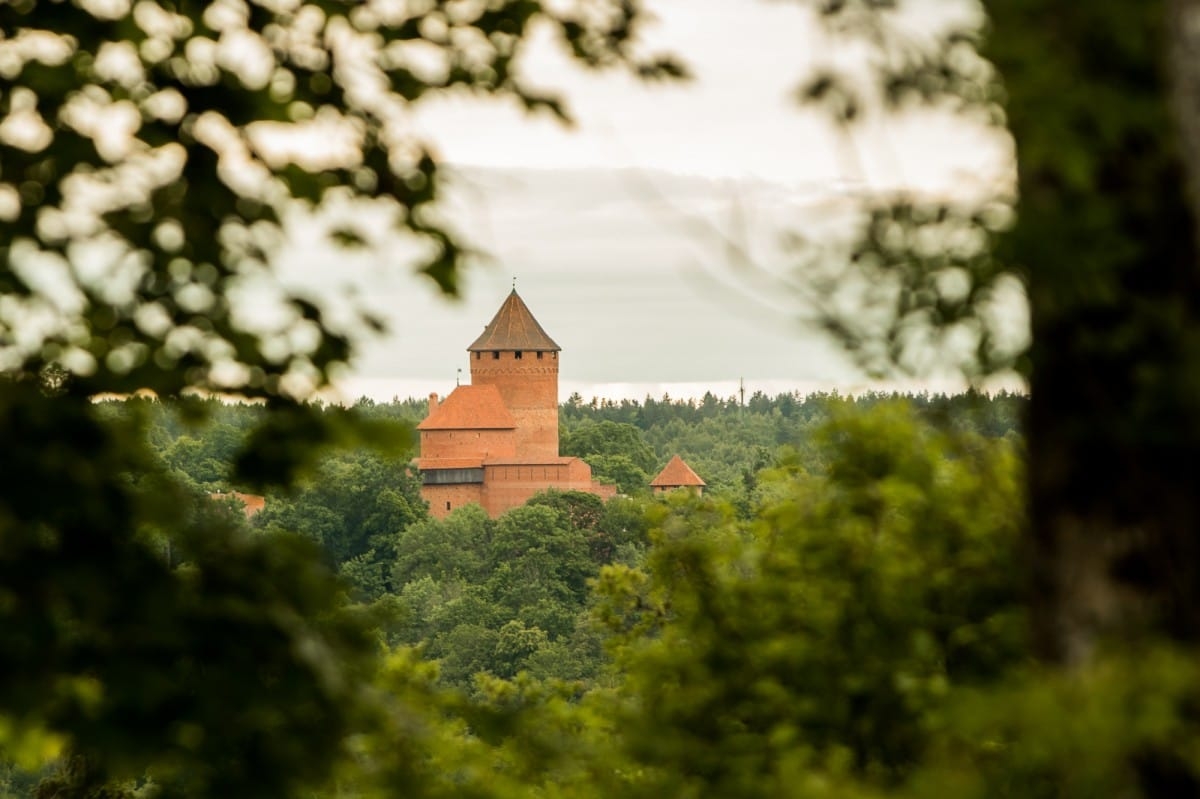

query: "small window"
xmin=446 ymin=501 xmax=451 ymax=511
xmin=475 ymin=352 xmax=480 ymax=360
xmin=492 ymin=351 xmax=499 ymax=360
xmin=515 ymin=351 xmax=523 ymax=360
xmin=552 ymin=352 xmax=557 ymax=359
xmin=537 ymin=351 xmax=543 ymax=360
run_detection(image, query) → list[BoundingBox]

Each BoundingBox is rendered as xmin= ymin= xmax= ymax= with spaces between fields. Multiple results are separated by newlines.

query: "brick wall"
xmin=419 ymin=348 xmax=621 ymax=518
xmin=478 ymin=458 xmax=614 ymax=516
xmin=420 ymin=428 xmax=516 ymax=461
xmin=424 ymin=483 xmax=485 ymax=519
xmin=470 ymin=350 xmax=559 ymax=459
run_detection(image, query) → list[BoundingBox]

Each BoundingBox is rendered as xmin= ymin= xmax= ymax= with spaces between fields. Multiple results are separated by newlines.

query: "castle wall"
xmin=417 ymin=292 xmax=618 ymax=519
xmin=424 ymin=483 xmax=485 ymax=520
xmin=420 ymin=428 xmax=516 ymax=461
xmin=470 ymin=350 xmax=559 ymax=460
xmin=479 ymin=458 xmax=615 ymax=516
xmin=481 ymin=462 xmax=565 ymax=516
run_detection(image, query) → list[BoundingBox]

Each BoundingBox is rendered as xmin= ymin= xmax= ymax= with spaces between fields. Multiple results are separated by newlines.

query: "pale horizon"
xmin=267 ymin=0 xmax=1022 ymax=399
xmin=324 ymin=375 xmax=1027 ymax=406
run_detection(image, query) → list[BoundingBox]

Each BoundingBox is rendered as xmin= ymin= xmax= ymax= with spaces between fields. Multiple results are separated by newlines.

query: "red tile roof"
xmin=468 ymin=290 xmax=561 ymax=352
xmin=417 ymin=384 xmax=516 ymax=430
xmin=650 ymin=455 xmax=706 ymax=487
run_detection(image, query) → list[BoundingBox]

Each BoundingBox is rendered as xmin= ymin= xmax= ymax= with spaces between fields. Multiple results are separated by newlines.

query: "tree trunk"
xmin=989 ymin=0 xmax=1200 ymax=663
xmin=1168 ymin=0 xmax=1200 ymax=254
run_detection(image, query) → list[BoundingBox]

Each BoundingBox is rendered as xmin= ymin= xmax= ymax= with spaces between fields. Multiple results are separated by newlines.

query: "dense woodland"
xmin=6 ymin=0 xmax=1200 ymax=797
xmin=109 ymin=388 xmax=1026 ymax=564
xmin=3 ymin=391 xmax=1027 ymax=795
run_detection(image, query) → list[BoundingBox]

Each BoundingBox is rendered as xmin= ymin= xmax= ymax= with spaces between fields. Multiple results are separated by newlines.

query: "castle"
xmin=416 ymin=290 xmax=617 ymax=519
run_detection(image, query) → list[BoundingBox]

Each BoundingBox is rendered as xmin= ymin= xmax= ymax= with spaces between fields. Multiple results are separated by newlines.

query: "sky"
xmin=271 ymin=0 xmax=1016 ymax=402
xmin=405 ymin=0 xmax=999 ymax=189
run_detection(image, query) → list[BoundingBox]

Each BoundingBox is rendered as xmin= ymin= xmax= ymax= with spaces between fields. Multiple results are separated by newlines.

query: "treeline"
xmin=71 ymin=390 xmax=1027 ymax=702
xmin=110 ymin=388 xmax=1025 ymax=505
xmin=18 ymin=395 xmax=1041 ymax=797
xmin=334 ymin=388 xmax=1025 ymax=497
xmin=24 ymin=393 xmax=1179 ymax=799
xmin=560 ymin=389 xmax=1024 ymax=497
xmin=562 ymin=388 xmax=1024 ymax=435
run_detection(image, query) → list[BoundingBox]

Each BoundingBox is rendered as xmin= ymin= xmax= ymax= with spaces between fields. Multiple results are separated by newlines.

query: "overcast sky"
xmin=407 ymin=0 xmax=1000 ymax=188
xmin=275 ymin=0 xmax=1015 ymax=402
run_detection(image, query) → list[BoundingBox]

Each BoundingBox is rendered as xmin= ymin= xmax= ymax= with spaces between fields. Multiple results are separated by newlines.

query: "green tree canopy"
xmin=0 ymin=0 xmax=681 ymax=793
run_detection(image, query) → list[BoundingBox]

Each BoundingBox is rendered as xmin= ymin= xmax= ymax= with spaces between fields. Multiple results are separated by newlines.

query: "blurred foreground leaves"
xmin=0 ymin=379 xmax=377 ymax=796
xmin=0 ymin=0 xmax=680 ymax=794
xmin=7 ymin=0 xmax=1200 ymax=796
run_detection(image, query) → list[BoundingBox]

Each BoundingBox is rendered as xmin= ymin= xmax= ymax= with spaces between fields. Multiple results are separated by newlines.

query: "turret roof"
xmin=417 ymin=385 xmax=516 ymax=430
xmin=468 ymin=290 xmax=561 ymax=352
xmin=650 ymin=455 xmax=707 ymax=488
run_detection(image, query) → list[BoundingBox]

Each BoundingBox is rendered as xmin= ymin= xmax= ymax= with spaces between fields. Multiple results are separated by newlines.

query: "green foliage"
xmin=906 ymin=647 xmax=1200 ymax=799
xmin=0 ymin=382 xmax=379 ymax=797
xmin=581 ymin=454 xmax=650 ymax=495
xmin=595 ymin=404 xmax=1026 ymax=796
xmin=0 ymin=756 xmax=46 ymax=799
xmin=9 ymin=0 xmax=1198 ymax=795
xmin=562 ymin=420 xmax=656 ymax=470
xmin=489 ymin=506 xmax=593 ymax=602
xmin=1 ymin=0 xmax=682 ymax=791
xmin=383 ymin=491 xmax=659 ymax=693
xmin=393 ymin=504 xmax=492 ymax=587
xmin=562 ymin=390 xmax=1025 ymax=504
xmin=254 ymin=447 xmax=426 ymax=571
xmin=4 ymin=375 xmax=1035 ymax=796
xmin=561 ymin=420 xmax=656 ymax=494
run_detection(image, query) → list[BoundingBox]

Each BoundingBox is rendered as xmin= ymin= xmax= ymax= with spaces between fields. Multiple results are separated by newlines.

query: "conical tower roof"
xmin=468 ymin=290 xmax=561 ymax=352
xmin=651 ymin=455 xmax=707 ymax=488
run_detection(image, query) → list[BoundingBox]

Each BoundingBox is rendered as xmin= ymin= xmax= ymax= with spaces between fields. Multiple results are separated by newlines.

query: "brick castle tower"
xmin=467 ymin=290 xmax=560 ymax=459
xmin=417 ymin=290 xmax=615 ymax=518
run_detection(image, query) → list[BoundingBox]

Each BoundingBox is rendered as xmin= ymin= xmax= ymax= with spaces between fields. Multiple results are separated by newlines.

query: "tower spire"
xmin=468 ymin=290 xmax=560 ymax=352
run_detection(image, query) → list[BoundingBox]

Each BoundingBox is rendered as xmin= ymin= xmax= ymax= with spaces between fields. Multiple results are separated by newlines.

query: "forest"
xmin=4 ymin=390 xmax=1029 ymax=795
xmin=6 ymin=0 xmax=1200 ymax=797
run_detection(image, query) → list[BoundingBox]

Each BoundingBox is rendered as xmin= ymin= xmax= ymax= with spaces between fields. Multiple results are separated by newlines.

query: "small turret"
xmin=651 ymin=455 xmax=707 ymax=496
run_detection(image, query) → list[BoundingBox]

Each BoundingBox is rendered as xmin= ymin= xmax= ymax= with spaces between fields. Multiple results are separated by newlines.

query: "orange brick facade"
xmin=421 ymin=482 xmax=485 ymax=516
xmin=419 ymin=428 xmax=517 ymax=461
xmin=418 ymin=291 xmax=616 ymax=519
xmin=469 ymin=351 xmax=560 ymax=459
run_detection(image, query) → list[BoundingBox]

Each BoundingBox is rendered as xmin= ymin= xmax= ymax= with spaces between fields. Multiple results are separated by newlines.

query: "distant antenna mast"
xmin=740 ymin=377 xmax=745 ymax=410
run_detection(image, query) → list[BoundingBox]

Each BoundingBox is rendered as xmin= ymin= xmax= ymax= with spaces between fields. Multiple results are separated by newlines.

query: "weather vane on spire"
xmin=512 ymin=276 xmax=517 ymax=290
